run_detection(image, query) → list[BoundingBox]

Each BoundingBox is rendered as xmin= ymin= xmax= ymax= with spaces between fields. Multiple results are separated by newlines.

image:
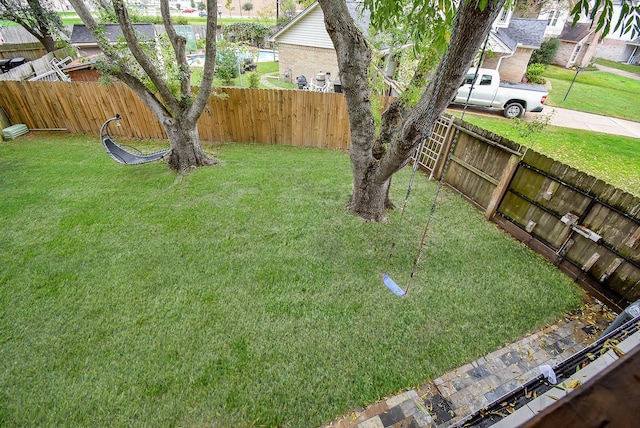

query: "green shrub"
xmin=526 ymin=63 xmax=546 ymax=84
xmin=529 ymin=37 xmax=559 ymax=66
xmin=224 ymin=22 xmax=271 ymax=45
xmin=247 ymin=71 xmax=259 ymax=88
xmin=215 ymin=49 xmax=239 ymax=83
xmin=172 ymin=16 xmax=189 ymax=25
xmin=131 ymin=15 xmax=163 ymax=24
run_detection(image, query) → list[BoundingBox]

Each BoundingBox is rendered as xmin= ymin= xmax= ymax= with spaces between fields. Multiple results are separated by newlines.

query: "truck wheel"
xmin=504 ymin=102 xmax=525 ymax=118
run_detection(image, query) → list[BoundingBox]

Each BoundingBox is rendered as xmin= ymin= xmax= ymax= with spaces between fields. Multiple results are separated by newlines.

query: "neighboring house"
xmin=593 ymin=0 xmax=640 ymax=63
xmin=70 ymin=23 xmax=157 ymax=57
xmin=68 ymin=23 xmax=158 ymax=81
xmin=535 ymin=2 xmax=600 ymax=68
xmin=482 ymin=17 xmax=548 ymax=82
xmin=270 ymin=1 xmax=545 ymax=87
xmin=538 ymin=0 xmax=640 ymax=65
xmin=268 ymin=1 xmax=370 ymax=85
xmin=597 ymin=35 xmax=640 ymax=64
xmin=554 ymin=22 xmax=600 ymax=68
xmin=622 ymin=37 xmax=640 ymax=64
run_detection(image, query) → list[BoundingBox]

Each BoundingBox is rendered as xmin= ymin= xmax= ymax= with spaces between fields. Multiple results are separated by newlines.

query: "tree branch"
xmin=373 ymin=0 xmax=507 ymax=182
xmin=318 ymin=0 xmax=376 ymax=171
xmin=67 ymin=0 xmax=172 ymax=121
xmin=159 ymin=0 xmax=191 ymax=99
xmin=188 ymin=0 xmax=219 ymax=123
xmin=111 ymin=0 xmax=179 ymax=113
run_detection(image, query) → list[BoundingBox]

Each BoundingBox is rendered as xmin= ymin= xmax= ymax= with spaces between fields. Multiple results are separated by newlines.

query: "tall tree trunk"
xmin=317 ymin=0 xmax=380 ymax=218
xmin=319 ymin=0 xmax=506 ymax=221
xmin=40 ymin=34 xmax=56 ymax=52
xmin=163 ymin=119 xmax=217 ymax=171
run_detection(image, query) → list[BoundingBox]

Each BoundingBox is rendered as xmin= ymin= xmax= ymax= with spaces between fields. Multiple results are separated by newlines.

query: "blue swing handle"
xmin=382 ymin=274 xmax=406 ymax=297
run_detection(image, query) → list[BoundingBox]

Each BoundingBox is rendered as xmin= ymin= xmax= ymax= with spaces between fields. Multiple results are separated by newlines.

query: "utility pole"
xmin=564 ymin=66 xmax=582 ymax=101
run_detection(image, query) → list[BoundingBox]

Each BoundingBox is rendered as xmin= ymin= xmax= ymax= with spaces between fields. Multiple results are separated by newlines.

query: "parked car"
xmin=198 ymin=11 xmax=207 ymax=17
xmin=452 ymin=68 xmax=548 ymax=118
xmin=183 ymin=8 xmax=195 ymax=13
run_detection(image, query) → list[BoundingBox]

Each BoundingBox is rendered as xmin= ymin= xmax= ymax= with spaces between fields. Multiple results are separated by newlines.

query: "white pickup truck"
xmin=453 ymin=68 xmax=548 ymax=118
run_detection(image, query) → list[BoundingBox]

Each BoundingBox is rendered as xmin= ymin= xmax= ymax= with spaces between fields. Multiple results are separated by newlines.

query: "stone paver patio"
xmin=322 ymin=302 xmax=617 ymax=428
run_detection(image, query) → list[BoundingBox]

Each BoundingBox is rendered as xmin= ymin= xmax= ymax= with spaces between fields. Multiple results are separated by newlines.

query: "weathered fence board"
xmin=496 ymin=151 xmax=640 ymax=305
xmin=440 ymin=120 xmax=640 ymax=308
xmin=444 ymin=123 xmax=525 ymax=210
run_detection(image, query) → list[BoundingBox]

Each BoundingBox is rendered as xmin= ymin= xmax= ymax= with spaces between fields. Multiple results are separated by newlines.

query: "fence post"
xmin=485 ymin=153 xmax=520 ymax=219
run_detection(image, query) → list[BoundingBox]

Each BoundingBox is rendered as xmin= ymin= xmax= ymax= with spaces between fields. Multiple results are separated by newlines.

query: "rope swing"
xmin=382 ymin=30 xmax=492 ymax=297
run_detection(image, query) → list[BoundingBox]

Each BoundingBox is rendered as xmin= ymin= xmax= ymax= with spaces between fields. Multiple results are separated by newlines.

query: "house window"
xmin=569 ymin=43 xmax=583 ymax=65
xmin=548 ymin=10 xmax=561 ymax=26
xmin=498 ymin=8 xmax=510 ymax=25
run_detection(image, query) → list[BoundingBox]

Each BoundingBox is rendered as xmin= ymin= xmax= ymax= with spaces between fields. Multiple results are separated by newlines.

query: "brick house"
xmin=553 ymin=22 xmax=600 ymax=68
xmin=537 ymin=1 xmax=639 ymax=66
xmin=622 ymin=37 xmax=640 ymax=64
xmin=268 ymin=1 xmax=369 ymax=85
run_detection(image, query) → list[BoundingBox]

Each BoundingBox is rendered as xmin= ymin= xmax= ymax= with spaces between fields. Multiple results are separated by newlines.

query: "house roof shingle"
xmin=495 ymin=18 xmax=547 ymax=50
xmin=559 ymin=22 xmax=595 ymax=43
xmin=70 ymin=23 xmax=156 ymax=45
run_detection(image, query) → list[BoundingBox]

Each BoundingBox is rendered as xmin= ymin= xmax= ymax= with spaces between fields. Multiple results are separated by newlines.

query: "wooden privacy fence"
xmin=0 ymin=81 xmax=351 ymax=149
xmin=1 ymin=80 xmax=638 ymax=310
xmin=431 ymin=120 xmax=640 ymax=311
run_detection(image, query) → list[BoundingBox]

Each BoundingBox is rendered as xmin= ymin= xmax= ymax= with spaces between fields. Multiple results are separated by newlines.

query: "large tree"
xmin=0 ymin=0 xmax=67 ymax=52
xmin=318 ymin=0 xmax=640 ymax=221
xmin=318 ymin=0 xmax=507 ymax=221
xmin=68 ymin=0 xmax=219 ymax=172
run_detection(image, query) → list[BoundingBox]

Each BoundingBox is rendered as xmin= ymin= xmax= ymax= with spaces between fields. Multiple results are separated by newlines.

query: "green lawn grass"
xmin=0 ymin=134 xmax=583 ymax=426
xmin=455 ymin=112 xmax=640 ymax=197
xmin=543 ymin=65 xmax=640 ymax=121
xmin=595 ymin=58 xmax=640 ymax=75
xmin=194 ymin=61 xmax=296 ymax=90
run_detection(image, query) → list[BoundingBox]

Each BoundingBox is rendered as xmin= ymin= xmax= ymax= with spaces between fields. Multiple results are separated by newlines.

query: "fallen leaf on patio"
xmin=507 ymin=407 xmax=515 ymax=414
xmin=525 ymin=390 xmax=532 ymax=399
xmin=416 ymin=401 xmax=430 ymax=415
xmin=568 ymin=379 xmax=582 ymax=389
xmin=500 ymin=402 xmax=508 ymax=407
xmin=549 ymin=395 xmax=559 ymax=400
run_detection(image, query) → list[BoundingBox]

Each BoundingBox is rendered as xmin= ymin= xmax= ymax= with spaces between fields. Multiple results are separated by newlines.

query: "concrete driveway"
xmin=448 ymin=64 xmax=640 ymax=139
xmin=447 ymin=104 xmax=640 ymax=139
